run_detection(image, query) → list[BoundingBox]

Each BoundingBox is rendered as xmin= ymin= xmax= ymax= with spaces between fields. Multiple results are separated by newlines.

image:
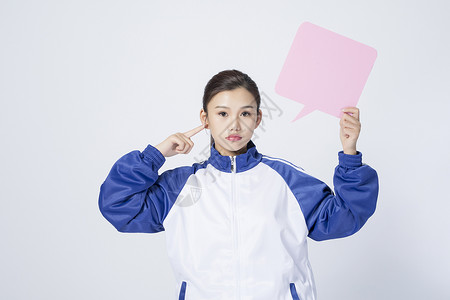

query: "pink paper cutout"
xmin=275 ymin=22 xmax=377 ymax=121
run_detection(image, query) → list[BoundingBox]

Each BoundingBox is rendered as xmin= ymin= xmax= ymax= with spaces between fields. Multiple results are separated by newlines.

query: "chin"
xmin=217 ymin=138 xmax=248 ymax=154
xmin=230 ymin=140 xmax=249 ymax=151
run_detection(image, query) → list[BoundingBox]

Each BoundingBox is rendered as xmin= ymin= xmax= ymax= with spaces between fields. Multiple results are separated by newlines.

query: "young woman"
xmin=99 ymin=69 xmax=379 ymax=300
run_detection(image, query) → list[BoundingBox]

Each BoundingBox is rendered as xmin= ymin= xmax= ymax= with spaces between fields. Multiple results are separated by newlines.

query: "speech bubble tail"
xmin=292 ymin=106 xmax=315 ymax=122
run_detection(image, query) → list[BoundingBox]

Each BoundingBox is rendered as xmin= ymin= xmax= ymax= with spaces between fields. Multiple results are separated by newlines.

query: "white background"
xmin=1 ymin=0 xmax=449 ymax=299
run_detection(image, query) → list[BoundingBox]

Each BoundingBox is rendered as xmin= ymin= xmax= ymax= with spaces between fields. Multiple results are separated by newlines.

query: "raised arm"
xmin=301 ymin=107 xmax=378 ymax=240
xmin=98 ymin=144 xmax=168 ymax=233
xmin=305 ymin=152 xmax=379 ymax=241
xmin=98 ymin=124 xmax=204 ymax=233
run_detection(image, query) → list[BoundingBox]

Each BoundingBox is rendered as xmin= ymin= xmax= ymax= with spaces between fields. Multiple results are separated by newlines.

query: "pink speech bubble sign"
xmin=275 ymin=22 xmax=377 ymax=121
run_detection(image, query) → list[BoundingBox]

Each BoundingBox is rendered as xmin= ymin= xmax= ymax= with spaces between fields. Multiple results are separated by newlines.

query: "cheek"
xmin=208 ymin=118 xmax=223 ymax=131
xmin=243 ymin=118 xmax=257 ymax=128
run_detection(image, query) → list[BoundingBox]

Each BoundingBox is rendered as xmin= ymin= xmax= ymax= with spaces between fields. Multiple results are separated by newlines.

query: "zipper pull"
xmin=230 ymin=156 xmax=235 ymax=173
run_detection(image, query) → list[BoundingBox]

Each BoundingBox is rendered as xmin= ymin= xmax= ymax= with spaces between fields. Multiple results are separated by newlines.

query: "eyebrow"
xmin=214 ymin=105 xmax=255 ymax=109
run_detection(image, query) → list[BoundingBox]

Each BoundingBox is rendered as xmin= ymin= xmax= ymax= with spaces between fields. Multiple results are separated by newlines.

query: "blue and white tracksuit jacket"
xmin=98 ymin=139 xmax=379 ymax=300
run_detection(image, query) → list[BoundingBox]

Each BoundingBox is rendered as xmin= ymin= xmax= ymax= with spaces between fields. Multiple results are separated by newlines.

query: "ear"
xmin=254 ymin=109 xmax=263 ymax=129
xmin=200 ymin=108 xmax=209 ymax=129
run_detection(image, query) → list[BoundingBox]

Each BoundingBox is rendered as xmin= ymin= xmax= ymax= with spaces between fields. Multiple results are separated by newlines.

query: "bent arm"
xmin=98 ymin=144 xmax=167 ymax=233
xmin=306 ymin=151 xmax=379 ymax=241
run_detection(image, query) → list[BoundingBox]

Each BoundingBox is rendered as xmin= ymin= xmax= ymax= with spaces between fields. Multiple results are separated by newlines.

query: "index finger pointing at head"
xmin=183 ymin=124 xmax=205 ymax=138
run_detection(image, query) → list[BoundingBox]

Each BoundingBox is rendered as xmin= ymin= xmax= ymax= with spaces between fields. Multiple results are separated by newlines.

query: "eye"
xmin=218 ymin=112 xmax=227 ymax=117
xmin=242 ymin=111 xmax=251 ymax=117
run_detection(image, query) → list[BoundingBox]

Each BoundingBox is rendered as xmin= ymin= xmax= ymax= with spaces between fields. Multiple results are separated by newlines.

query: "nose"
xmin=229 ymin=116 xmax=241 ymax=131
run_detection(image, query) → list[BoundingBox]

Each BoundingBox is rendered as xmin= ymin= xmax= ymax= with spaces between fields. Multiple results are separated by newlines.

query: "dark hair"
xmin=202 ymin=69 xmax=261 ymax=147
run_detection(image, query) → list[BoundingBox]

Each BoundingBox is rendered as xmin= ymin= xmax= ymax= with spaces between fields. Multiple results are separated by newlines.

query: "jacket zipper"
xmin=230 ymin=156 xmax=240 ymax=299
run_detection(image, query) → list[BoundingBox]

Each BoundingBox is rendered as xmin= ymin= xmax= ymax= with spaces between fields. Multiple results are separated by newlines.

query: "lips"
xmin=226 ymin=135 xmax=242 ymax=141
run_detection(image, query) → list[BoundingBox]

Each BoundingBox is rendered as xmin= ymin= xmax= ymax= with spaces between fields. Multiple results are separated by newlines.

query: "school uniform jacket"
xmin=98 ymin=139 xmax=379 ymax=300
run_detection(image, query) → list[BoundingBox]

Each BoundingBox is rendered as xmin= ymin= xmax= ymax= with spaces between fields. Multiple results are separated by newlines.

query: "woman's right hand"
xmin=155 ymin=124 xmax=205 ymax=158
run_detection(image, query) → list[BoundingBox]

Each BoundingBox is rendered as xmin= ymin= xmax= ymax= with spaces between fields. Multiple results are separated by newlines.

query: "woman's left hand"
xmin=340 ymin=107 xmax=361 ymax=155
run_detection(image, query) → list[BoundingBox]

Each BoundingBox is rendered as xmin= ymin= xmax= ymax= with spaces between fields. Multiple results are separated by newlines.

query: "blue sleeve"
xmin=98 ymin=144 xmax=175 ymax=233
xmin=304 ymin=151 xmax=379 ymax=241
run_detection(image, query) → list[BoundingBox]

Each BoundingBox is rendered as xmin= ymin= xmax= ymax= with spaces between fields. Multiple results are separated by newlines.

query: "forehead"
xmin=209 ymin=87 xmax=256 ymax=109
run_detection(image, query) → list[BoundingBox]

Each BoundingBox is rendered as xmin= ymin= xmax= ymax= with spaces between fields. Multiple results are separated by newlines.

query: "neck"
xmin=214 ymin=143 xmax=248 ymax=157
